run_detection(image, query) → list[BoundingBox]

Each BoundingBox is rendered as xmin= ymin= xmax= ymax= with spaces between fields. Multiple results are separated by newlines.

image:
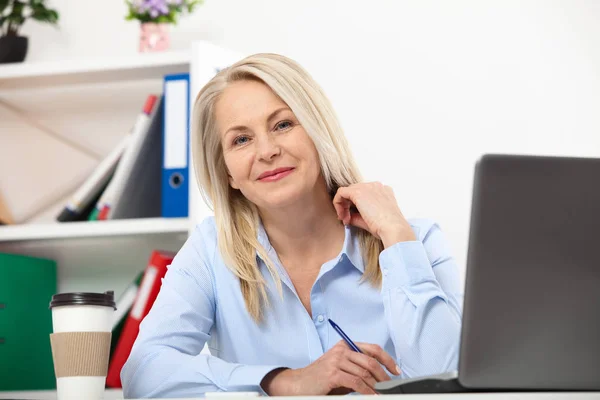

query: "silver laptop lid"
xmin=459 ymin=154 xmax=600 ymax=390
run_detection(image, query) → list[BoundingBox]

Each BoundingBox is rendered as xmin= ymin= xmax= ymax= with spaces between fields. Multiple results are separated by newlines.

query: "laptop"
xmin=376 ymin=154 xmax=600 ymax=394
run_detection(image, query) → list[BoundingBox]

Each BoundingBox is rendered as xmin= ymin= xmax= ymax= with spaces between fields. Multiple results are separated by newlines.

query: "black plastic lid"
xmin=49 ymin=291 xmax=116 ymax=310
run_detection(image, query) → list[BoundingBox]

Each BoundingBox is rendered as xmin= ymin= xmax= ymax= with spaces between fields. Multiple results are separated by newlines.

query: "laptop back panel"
xmin=459 ymin=154 xmax=600 ymax=390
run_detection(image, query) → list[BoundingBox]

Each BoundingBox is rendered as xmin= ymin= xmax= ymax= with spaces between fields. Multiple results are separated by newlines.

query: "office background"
xmin=3 ymin=0 xmax=600 ymax=285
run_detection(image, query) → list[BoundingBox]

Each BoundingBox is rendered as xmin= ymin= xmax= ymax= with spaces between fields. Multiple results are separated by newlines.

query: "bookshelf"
xmin=0 ymin=41 xmax=238 ymax=397
xmin=0 ymin=47 xmax=194 ymax=296
xmin=0 ymin=46 xmax=197 ymax=397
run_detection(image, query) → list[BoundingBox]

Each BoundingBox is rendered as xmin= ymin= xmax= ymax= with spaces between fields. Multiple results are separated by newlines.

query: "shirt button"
xmin=317 ymin=314 xmax=325 ymax=323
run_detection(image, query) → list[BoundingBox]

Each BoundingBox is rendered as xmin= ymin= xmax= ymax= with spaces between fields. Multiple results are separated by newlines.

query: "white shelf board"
xmin=0 ymin=50 xmax=190 ymax=90
xmin=0 ymin=217 xmax=190 ymax=297
xmin=0 ymin=217 xmax=190 ymax=242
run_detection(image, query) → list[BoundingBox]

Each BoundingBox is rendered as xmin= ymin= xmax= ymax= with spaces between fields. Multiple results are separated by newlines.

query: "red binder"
xmin=106 ymin=250 xmax=175 ymax=388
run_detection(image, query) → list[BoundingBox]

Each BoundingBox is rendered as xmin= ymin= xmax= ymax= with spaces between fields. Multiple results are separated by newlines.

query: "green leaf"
xmin=0 ymin=0 xmax=10 ymax=13
xmin=30 ymin=2 xmax=59 ymax=25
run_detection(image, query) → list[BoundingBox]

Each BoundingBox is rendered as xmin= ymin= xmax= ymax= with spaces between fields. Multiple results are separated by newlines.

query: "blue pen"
xmin=328 ymin=318 xmax=363 ymax=353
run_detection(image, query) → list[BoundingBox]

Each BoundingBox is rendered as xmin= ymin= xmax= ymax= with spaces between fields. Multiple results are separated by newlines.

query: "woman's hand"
xmin=261 ymin=340 xmax=401 ymax=396
xmin=333 ymin=182 xmax=416 ymax=248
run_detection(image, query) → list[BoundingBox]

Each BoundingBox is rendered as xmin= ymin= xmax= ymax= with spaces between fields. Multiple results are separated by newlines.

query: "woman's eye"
xmin=233 ymin=135 xmax=249 ymax=146
xmin=275 ymin=120 xmax=293 ymax=131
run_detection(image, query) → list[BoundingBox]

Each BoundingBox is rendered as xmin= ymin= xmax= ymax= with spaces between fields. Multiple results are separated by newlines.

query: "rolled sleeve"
xmin=380 ymin=241 xmax=437 ymax=291
xmin=380 ymin=220 xmax=462 ymax=378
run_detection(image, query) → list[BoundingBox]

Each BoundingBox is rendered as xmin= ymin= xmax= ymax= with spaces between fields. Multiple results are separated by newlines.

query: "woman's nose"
xmin=256 ymin=134 xmax=281 ymax=161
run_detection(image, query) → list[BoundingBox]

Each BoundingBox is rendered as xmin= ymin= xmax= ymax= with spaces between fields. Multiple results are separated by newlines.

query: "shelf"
xmin=0 ymin=50 xmax=190 ymax=90
xmin=0 ymin=217 xmax=191 ymax=242
xmin=0 ymin=218 xmax=191 ymax=296
xmin=0 ymin=388 xmax=123 ymax=399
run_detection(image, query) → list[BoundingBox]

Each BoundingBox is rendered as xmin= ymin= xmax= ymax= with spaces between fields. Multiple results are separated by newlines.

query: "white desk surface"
xmin=0 ymin=391 xmax=599 ymax=399
xmin=140 ymin=395 xmax=599 ymax=400
xmin=135 ymin=394 xmax=599 ymax=400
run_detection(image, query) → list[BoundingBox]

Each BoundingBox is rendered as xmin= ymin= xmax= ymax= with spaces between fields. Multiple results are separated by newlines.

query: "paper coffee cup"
xmin=49 ymin=291 xmax=116 ymax=400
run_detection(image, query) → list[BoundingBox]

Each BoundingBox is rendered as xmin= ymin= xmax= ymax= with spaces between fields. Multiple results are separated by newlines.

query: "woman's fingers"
xmin=348 ymin=212 xmax=370 ymax=232
xmin=357 ymin=342 xmax=401 ymax=376
xmin=318 ymin=341 xmax=399 ymax=395
xmin=332 ymin=187 xmax=356 ymax=224
xmin=338 ymin=357 xmax=378 ymax=389
xmin=346 ymin=350 xmax=391 ymax=383
xmin=334 ymin=370 xmax=377 ymax=395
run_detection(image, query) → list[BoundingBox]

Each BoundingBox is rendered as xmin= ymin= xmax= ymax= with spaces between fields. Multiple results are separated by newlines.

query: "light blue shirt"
xmin=121 ymin=216 xmax=463 ymax=398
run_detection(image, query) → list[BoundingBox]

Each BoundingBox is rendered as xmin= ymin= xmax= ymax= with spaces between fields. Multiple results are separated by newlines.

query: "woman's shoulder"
xmin=406 ymin=217 xmax=442 ymax=242
xmin=185 ymin=216 xmax=219 ymax=261
xmin=405 ymin=217 xmax=455 ymax=260
xmin=192 ymin=215 xmax=218 ymax=238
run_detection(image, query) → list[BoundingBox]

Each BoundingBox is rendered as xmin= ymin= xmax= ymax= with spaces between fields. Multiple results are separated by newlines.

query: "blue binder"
xmin=161 ymin=73 xmax=190 ymax=218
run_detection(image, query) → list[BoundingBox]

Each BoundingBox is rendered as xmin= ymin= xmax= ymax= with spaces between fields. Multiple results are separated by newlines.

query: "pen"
xmin=328 ymin=318 xmax=363 ymax=353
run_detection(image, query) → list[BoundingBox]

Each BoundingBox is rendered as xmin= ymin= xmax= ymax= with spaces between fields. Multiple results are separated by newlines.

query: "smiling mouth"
xmin=258 ymin=168 xmax=295 ymax=182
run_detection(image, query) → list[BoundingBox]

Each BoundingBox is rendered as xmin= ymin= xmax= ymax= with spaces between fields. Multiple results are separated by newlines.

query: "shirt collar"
xmin=256 ymin=220 xmax=365 ymax=274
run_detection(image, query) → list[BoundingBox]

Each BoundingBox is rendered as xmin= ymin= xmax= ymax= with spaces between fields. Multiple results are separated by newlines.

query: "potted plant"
xmin=0 ymin=0 xmax=59 ymax=63
xmin=125 ymin=0 xmax=203 ymax=53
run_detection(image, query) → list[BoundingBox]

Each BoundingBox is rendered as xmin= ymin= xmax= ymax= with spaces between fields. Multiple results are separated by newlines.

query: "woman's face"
xmin=215 ymin=79 xmax=322 ymax=211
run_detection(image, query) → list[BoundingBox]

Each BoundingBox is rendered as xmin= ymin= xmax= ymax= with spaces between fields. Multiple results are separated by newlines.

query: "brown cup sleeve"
xmin=50 ymin=332 xmax=112 ymax=378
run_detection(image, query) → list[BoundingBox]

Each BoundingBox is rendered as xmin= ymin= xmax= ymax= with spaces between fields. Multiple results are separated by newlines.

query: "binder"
xmin=161 ymin=73 xmax=190 ymax=218
xmin=105 ymin=250 xmax=175 ymax=388
xmin=90 ymin=95 xmax=158 ymax=220
xmin=109 ymin=270 xmax=144 ymax=363
xmin=0 ymin=252 xmax=57 ymax=390
xmin=110 ymin=96 xmax=164 ymax=220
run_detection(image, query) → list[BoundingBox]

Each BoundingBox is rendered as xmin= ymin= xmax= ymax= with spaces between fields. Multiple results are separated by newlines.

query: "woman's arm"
xmin=379 ymin=219 xmax=463 ymax=378
xmin=120 ymin=220 xmax=283 ymax=399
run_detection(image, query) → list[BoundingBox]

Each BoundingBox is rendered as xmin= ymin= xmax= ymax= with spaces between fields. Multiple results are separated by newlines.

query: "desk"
xmin=283 ymin=395 xmax=600 ymax=400
xmin=0 ymin=391 xmax=598 ymax=399
xmin=128 ymin=395 xmax=600 ymax=400
xmin=138 ymin=395 xmax=599 ymax=400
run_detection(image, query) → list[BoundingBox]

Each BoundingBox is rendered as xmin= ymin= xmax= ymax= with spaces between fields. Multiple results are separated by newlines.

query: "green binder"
xmin=0 ymin=252 xmax=57 ymax=390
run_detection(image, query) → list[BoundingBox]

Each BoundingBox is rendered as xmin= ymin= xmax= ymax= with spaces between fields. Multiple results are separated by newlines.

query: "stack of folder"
xmin=55 ymin=73 xmax=192 ymax=223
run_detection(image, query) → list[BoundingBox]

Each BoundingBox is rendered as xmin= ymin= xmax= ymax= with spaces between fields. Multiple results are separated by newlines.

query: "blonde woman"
xmin=121 ymin=53 xmax=463 ymax=398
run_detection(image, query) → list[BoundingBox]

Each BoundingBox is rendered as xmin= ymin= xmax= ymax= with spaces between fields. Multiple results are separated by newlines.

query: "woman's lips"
xmin=258 ymin=168 xmax=295 ymax=182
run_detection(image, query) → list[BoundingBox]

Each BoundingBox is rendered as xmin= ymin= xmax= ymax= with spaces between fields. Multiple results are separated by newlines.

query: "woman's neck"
xmin=259 ymin=185 xmax=345 ymax=268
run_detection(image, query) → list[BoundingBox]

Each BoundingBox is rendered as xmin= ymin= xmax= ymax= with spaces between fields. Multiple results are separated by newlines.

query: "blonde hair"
xmin=191 ymin=53 xmax=383 ymax=323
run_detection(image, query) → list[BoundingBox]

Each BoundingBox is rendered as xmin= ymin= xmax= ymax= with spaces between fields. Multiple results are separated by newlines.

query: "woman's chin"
xmin=256 ymin=188 xmax=306 ymax=211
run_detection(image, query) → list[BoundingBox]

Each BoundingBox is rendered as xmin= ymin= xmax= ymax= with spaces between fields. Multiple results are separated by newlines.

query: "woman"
xmin=121 ymin=53 xmax=463 ymax=398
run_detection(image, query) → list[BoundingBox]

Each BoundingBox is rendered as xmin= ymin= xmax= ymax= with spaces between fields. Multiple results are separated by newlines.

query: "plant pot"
xmin=0 ymin=35 xmax=29 ymax=63
xmin=139 ymin=22 xmax=170 ymax=53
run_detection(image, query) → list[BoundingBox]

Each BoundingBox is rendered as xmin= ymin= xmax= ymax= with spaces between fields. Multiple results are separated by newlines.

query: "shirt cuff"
xmin=227 ymin=364 xmax=286 ymax=396
xmin=379 ymin=241 xmax=436 ymax=291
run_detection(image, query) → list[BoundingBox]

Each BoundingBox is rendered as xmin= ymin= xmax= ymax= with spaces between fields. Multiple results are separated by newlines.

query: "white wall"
xmin=18 ymin=0 xmax=600 ymax=281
